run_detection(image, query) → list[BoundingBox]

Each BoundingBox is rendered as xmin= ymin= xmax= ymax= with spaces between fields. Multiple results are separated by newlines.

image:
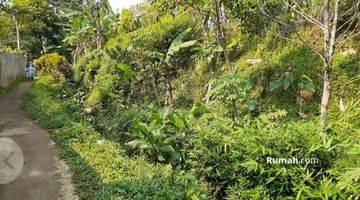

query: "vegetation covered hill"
xmin=2 ymin=0 xmax=360 ymax=199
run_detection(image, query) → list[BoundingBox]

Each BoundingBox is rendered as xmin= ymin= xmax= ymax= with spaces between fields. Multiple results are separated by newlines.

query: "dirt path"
xmin=0 ymin=82 xmax=78 ymax=200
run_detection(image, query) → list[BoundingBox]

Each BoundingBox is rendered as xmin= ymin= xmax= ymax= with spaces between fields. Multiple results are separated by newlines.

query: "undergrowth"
xmin=22 ymin=15 xmax=360 ymax=199
xmin=22 ymin=76 xmax=209 ymax=200
xmin=23 ymin=75 xmax=360 ymax=199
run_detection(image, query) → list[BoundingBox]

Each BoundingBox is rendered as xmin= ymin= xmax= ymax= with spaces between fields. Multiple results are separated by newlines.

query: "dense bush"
xmin=205 ymin=72 xmax=254 ymax=121
xmin=81 ymin=101 xmax=359 ymax=199
xmin=126 ymin=109 xmax=195 ymax=164
xmin=23 ymin=76 xmax=210 ymax=200
xmin=72 ymin=49 xmax=102 ymax=87
xmin=34 ymin=53 xmax=69 ymax=82
xmin=71 ymin=14 xmax=201 ymax=108
xmin=187 ymin=111 xmax=360 ymax=199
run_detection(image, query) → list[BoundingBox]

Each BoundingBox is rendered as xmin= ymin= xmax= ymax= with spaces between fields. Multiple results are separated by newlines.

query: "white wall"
xmin=0 ymin=53 xmax=26 ymax=87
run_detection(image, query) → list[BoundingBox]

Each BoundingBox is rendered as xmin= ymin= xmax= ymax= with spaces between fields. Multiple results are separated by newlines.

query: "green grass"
xmin=0 ymin=77 xmax=26 ymax=96
xmin=22 ymin=76 xmax=209 ymax=200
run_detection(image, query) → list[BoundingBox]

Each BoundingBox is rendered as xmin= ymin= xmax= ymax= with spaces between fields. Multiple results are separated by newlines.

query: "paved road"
xmin=0 ymin=82 xmax=77 ymax=200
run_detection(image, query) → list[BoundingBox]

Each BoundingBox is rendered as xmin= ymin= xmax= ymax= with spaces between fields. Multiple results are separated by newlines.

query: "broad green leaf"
xmin=269 ymin=79 xmax=282 ymax=92
xmin=348 ymin=145 xmax=360 ymax=155
xmin=191 ymin=102 xmax=207 ymax=118
xmin=165 ymin=28 xmax=197 ymax=63
xmin=227 ymin=38 xmax=239 ymax=49
xmin=126 ymin=139 xmax=145 ymax=148
xmin=117 ymin=64 xmax=135 ymax=80
xmin=167 ymin=113 xmax=186 ymax=129
xmin=158 ymin=155 xmax=165 ymax=161
xmin=174 ymin=117 xmax=185 ymax=129
xmin=247 ymin=100 xmax=257 ymax=111
xmin=282 ymin=73 xmax=294 ymax=90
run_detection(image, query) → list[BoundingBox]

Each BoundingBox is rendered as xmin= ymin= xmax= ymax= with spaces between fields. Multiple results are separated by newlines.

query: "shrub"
xmin=186 ymin=111 xmax=360 ymax=199
xmin=126 ymin=109 xmax=194 ymax=164
xmin=23 ymin=77 xmax=210 ymax=199
xmin=72 ymin=49 xmax=102 ymax=87
xmin=34 ymin=53 xmax=69 ymax=82
xmin=205 ymin=72 xmax=253 ymax=121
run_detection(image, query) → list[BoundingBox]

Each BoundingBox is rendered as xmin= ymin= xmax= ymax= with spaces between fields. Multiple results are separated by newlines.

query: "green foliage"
xmin=34 ymin=53 xmax=68 ymax=82
xmin=131 ymin=14 xmax=199 ymax=51
xmin=24 ymin=74 xmax=360 ymax=199
xmin=93 ymin=106 xmax=140 ymax=135
xmin=0 ymin=0 xmax=70 ymax=56
xmin=117 ymin=63 xmax=135 ymax=80
xmin=127 ymin=109 xmax=192 ymax=164
xmin=332 ymin=53 xmax=360 ymax=99
xmin=118 ymin=9 xmax=140 ymax=33
xmin=18 ymin=0 xmax=360 ymax=199
xmin=86 ymin=89 xmax=102 ymax=108
xmin=329 ymin=99 xmax=360 ymax=135
xmin=63 ymin=0 xmax=116 ymax=51
xmin=71 ymin=13 xmax=201 ymax=108
xmin=269 ymin=72 xmax=295 ymax=92
xmin=206 ymin=72 xmax=253 ymax=120
xmin=165 ymin=28 xmax=198 ymax=64
xmin=233 ymin=41 xmax=324 ymax=115
xmin=57 ymin=14 xmax=359 ymax=197
xmin=23 ymin=77 xmax=209 ymax=199
xmin=187 ymin=111 xmax=360 ymax=199
xmin=0 ymin=14 xmax=14 ymax=48
xmin=224 ymin=0 xmax=281 ymax=34
xmin=298 ymin=75 xmax=316 ymax=93
xmin=72 ymin=49 xmax=102 ymax=86
xmin=191 ymin=102 xmax=207 ymax=118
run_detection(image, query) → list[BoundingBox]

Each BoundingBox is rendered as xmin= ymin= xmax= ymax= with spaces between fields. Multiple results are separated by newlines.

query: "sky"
xmin=108 ymin=0 xmax=144 ymax=13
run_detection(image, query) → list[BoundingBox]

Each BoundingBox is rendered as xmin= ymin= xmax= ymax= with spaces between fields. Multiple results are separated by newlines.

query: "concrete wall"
xmin=0 ymin=53 xmax=27 ymax=87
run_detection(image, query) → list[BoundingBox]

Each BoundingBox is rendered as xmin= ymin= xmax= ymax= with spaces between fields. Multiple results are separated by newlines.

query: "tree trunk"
xmin=164 ymin=65 xmax=173 ymax=107
xmin=12 ymin=14 xmax=20 ymax=50
xmin=206 ymin=83 xmax=212 ymax=105
xmin=283 ymin=0 xmax=290 ymax=11
xmin=41 ymin=36 xmax=48 ymax=54
xmin=95 ymin=16 xmax=105 ymax=48
xmin=73 ymin=45 xmax=79 ymax=64
xmin=320 ymin=0 xmax=339 ymax=131
xmin=320 ymin=63 xmax=331 ymax=129
xmin=231 ymin=99 xmax=238 ymax=122
xmin=213 ymin=0 xmax=231 ymax=70
xmin=203 ymin=12 xmax=211 ymax=35
xmin=153 ymin=73 xmax=161 ymax=107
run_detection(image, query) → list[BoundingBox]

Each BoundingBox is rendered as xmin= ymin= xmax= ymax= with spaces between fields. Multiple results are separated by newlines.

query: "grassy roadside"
xmin=0 ymin=77 xmax=26 ymax=96
xmin=21 ymin=76 xmax=209 ymax=200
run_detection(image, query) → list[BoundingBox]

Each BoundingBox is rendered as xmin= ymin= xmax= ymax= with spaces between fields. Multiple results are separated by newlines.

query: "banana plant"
xmin=126 ymin=110 xmax=189 ymax=163
xmin=62 ymin=0 xmax=116 ymax=60
xmin=150 ymin=28 xmax=198 ymax=107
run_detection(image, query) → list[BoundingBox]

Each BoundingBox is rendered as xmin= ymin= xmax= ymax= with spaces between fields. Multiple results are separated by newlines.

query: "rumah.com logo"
xmin=266 ymin=157 xmax=320 ymax=165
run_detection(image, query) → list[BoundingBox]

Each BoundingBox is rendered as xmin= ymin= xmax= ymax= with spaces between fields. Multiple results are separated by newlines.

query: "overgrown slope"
xmin=23 ymin=3 xmax=360 ymax=200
